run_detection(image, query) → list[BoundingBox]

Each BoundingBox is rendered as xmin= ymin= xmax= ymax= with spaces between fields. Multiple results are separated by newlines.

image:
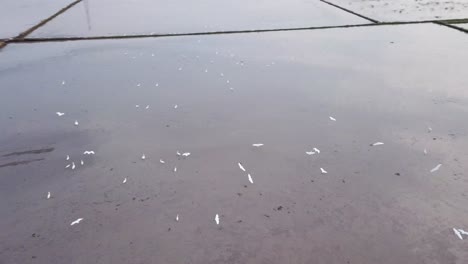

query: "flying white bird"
xmin=238 ymin=163 xmax=246 ymax=172
xmin=430 ymin=164 xmax=442 ymax=173
xmin=248 ymin=174 xmax=254 ymax=184
xmin=454 ymin=228 xmax=463 ymax=240
xmin=70 ymin=218 xmax=83 ymax=226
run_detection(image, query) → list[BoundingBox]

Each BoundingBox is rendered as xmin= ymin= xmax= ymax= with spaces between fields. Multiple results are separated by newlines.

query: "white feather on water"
xmin=83 ymin=151 xmax=95 ymax=155
xmin=122 ymin=178 xmax=127 ymax=184
xmin=47 ymin=192 xmax=51 ymax=199
xmin=160 ymin=159 xmax=165 ymax=164
xmin=252 ymin=143 xmax=264 ymax=147
xmin=372 ymin=142 xmax=384 ymax=146
xmin=56 ymin=112 xmax=65 ymax=116
xmin=215 ymin=214 xmax=220 ymax=225
xmin=306 ymin=151 xmax=316 ymax=155
xmin=313 ymin=148 xmax=320 ymax=153
xmin=329 ymin=116 xmax=336 ymax=121
xmin=320 ymin=168 xmax=327 ymax=174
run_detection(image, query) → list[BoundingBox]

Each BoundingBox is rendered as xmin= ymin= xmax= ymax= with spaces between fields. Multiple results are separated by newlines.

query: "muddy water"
xmin=0 ymin=0 xmax=76 ymax=39
xmin=29 ymin=0 xmax=367 ymax=38
xmin=1 ymin=24 xmax=468 ymax=263
xmin=328 ymin=0 xmax=468 ymax=21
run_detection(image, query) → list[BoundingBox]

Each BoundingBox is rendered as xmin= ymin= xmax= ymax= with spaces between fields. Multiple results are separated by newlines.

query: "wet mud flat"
xmin=1 ymin=24 xmax=468 ymax=263
xmin=325 ymin=0 xmax=468 ymax=21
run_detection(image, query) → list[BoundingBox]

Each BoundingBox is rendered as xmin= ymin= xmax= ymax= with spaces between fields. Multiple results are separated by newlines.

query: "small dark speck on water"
xmin=277 ymin=206 xmax=283 ymax=211
xmin=395 ymin=173 xmax=401 ymax=176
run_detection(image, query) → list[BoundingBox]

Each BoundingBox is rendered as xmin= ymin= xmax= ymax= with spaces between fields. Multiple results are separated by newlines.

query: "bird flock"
xmin=48 ymin=49 xmax=457 ymax=241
